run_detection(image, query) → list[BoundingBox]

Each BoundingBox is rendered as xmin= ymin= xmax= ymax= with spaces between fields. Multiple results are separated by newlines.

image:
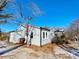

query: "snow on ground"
xmin=53 ymin=45 xmax=79 ymax=59
xmin=0 ymin=44 xmax=79 ymax=59
xmin=0 ymin=40 xmax=20 ymax=54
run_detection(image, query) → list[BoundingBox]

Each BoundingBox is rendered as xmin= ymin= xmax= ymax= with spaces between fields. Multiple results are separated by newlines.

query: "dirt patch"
xmin=29 ymin=52 xmax=39 ymax=57
xmin=0 ymin=55 xmax=16 ymax=59
xmin=66 ymin=41 xmax=79 ymax=50
xmin=23 ymin=43 xmax=56 ymax=53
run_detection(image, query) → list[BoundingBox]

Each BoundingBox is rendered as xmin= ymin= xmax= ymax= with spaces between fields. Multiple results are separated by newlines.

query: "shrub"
xmin=51 ymin=36 xmax=64 ymax=44
xmin=0 ymin=36 xmax=7 ymax=41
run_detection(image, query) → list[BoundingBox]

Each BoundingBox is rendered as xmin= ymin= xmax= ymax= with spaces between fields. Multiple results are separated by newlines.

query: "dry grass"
xmin=29 ymin=52 xmax=39 ymax=57
xmin=23 ymin=43 xmax=56 ymax=53
xmin=56 ymin=54 xmax=71 ymax=59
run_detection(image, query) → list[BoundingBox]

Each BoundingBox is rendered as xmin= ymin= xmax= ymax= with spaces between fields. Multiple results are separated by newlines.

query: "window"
xmin=46 ymin=32 xmax=47 ymax=38
xmin=30 ymin=32 xmax=33 ymax=38
xmin=43 ymin=32 xmax=45 ymax=38
xmin=43 ymin=32 xmax=48 ymax=39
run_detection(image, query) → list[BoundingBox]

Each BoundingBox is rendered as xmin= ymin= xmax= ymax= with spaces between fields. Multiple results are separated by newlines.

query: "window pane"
xmin=30 ymin=32 xmax=33 ymax=38
xmin=46 ymin=32 xmax=47 ymax=38
xmin=43 ymin=32 xmax=45 ymax=38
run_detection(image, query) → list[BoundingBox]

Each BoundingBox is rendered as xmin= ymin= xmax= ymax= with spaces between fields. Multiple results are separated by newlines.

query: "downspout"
xmin=26 ymin=25 xmax=28 ymax=42
xmin=40 ymin=27 xmax=42 ymax=47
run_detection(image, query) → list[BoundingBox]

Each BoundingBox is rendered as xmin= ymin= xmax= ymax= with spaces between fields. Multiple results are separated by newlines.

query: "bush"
xmin=51 ymin=36 xmax=64 ymax=44
xmin=0 ymin=36 xmax=7 ymax=41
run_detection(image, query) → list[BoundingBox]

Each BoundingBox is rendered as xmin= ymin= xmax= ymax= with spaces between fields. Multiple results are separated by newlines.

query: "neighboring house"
xmin=9 ymin=24 xmax=54 ymax=46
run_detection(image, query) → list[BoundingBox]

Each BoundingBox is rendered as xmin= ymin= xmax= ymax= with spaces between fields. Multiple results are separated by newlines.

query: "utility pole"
xmin=26 ymin=16 xmax=32 ymax=45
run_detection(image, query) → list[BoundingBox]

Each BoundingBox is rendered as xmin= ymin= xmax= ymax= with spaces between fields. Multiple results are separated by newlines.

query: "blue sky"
xmin=1 ymin=0 xmax=79 ymax=32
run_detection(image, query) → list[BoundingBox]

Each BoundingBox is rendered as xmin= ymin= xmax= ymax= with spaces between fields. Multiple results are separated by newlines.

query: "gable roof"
xmin=16 ymin=24 xmax=50 ymax=32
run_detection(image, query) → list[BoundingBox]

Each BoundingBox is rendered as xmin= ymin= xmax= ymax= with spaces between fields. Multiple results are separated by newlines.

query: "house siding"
xmin=9 ymin=25 xmax=55 ymax=46
xmin=29 ymin=28 xmax=40 ymax=46
xmin=41 ymin=30 xmax=51 ymax=45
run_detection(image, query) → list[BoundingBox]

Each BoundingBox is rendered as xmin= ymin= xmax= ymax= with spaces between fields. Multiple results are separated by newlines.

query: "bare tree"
xmin=0 ymin=0 xmax=7 ymax=10
xmin=0 ymin=0 xmax=9 ymax=36
xmin=66 ymin=18 xmax=79 ymax=41
xmin=7 ymin=1 xmax=43 ymax=44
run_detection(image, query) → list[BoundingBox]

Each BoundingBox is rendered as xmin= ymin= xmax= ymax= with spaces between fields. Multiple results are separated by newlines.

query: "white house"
xmin=9 ymin=24 xmax=54 ymax=46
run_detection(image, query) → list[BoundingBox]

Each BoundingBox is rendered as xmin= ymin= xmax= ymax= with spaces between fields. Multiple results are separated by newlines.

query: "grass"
xmin=23 ymin=43 xmax=56 ymax=53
